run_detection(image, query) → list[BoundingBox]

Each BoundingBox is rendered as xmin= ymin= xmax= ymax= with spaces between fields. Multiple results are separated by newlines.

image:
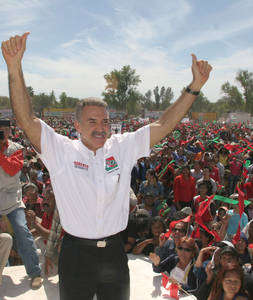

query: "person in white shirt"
xmin=1 ymin=32 xmax=212 ymax=300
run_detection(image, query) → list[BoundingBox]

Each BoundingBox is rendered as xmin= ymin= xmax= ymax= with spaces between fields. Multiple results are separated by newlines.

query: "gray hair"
xmin=75 ymin=97 xmax=108 ymax=121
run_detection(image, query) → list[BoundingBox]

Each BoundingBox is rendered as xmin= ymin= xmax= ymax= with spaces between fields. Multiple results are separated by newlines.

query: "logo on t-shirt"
xmin=74 ymin=161 xmax=89 ymax=170
xmin=105 ymin=156 xmax=119 ymax=172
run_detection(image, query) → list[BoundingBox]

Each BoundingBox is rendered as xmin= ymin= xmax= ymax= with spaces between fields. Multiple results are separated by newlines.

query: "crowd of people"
xmin=0 ymin=114 xmax=253 ymax=299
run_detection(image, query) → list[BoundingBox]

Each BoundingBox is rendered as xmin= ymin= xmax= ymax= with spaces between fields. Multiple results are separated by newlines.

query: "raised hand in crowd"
xmin=159 ymin=232 xmax=168 ymax=248
xmin=149 ymin=252 xmax=161 ymax=267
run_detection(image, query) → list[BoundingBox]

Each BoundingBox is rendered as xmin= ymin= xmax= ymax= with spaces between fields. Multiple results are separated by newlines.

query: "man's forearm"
xmin=157 ymin=82 xmax=200 ymax=138
xmin=8 ymin=63 xmax=34 ymax=131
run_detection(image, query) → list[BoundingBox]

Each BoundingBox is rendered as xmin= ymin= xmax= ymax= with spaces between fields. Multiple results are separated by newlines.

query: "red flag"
xmin=194 ymin=196 xmax=221 ymax=243
xmin=237 ymin=185 xmax=245 ymax=218
xmin=162 ymin=272 xmax=170 ymax=288
xmin=232 ymin=224 xmax=241 ymax=245
xmin=191 ymin=226 xmax=200 ymax=239
xmin=162 ymin=273 xmax=179 ymax=300
xmin=232 ymin=186 xmax=245 ymax=244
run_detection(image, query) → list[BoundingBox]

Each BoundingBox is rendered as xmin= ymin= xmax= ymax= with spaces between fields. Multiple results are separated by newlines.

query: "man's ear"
xmin=74 ymin=120 xmax=81 ymax=134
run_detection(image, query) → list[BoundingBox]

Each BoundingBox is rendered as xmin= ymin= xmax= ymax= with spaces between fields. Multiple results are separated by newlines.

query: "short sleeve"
xmin=113 ymin=125 xmax=150 ymax=166
xmin=38 ymin=119 xmax=70 ymax=175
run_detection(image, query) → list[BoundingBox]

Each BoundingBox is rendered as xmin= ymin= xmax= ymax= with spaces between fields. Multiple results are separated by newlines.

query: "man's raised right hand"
xmin=1 ymin=32 xmax=29 ymax=68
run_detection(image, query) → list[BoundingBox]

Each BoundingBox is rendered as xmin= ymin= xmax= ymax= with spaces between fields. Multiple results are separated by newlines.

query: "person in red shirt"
xmin=243 ymin=174 xmax=253 ymax=199
xmin=173 ymin=165 xmax=196 ymax=210
xmin=229 ymin=157 xmax=242 ymax=195
xmin=209 ymin=160 xmax=220 ymax=184
xmin=193 ymin=182 xmax=209 ymax=212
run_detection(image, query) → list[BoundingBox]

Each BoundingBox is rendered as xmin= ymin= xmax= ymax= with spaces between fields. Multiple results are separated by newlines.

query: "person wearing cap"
xmin=0 ymin=119 xmax=42 ymax=288
xmin=23 ymin=182 xmax=43 ymax=219
xmin=137 ymin=191 xmax=160 ymax=217
xmin=1 ymin=32 xmax=212 ymax=300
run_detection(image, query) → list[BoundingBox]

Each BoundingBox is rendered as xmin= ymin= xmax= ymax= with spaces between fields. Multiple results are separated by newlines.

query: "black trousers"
xmin=58 ymin=233 xmax=130 ymax=300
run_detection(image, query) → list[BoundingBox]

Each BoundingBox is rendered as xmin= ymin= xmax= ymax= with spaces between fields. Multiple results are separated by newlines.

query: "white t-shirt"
xmin=170 ymin=262 xmax=192 ymax=284
xmin=39 ymin=120 xmax=150 ymax=239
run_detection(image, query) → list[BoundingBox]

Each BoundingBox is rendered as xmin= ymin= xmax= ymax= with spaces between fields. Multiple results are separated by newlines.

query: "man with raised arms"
xmin=1 ymin=32 xmax=212 ymax=300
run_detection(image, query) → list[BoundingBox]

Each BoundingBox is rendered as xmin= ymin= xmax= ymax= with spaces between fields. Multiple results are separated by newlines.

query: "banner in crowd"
xmin=0 ymin=109 xmax=12 ymax=118
xmin=43 ymin=108 xmax=75 ymax=117
xmin=111 ymin=123 xmax=122 ymax=134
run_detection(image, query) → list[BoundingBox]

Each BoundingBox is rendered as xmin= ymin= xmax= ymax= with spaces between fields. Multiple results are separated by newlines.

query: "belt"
xmin=64 ymin=232 xmax=120 ymax=248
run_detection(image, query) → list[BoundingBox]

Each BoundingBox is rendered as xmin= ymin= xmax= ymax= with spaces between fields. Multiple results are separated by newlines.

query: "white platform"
xmin=0 ymin=254 xmax=195 ymax=300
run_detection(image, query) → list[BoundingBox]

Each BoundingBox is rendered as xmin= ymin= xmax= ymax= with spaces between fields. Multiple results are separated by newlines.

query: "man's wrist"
xmin=7 ymin=62 xmax=22 ymax=73
xmin=185 ymin=86 xmax=200 ymax=96
xmin=188 ymin=81 xmax=202 ymax=92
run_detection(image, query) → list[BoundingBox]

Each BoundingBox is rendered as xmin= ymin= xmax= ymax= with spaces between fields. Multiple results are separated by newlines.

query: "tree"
xmin=189 ymin=91 xmax=211 ymax=113
xmin=220 ymin=82 xmax=244 ymax=112
xmin=59 ymin=92 xmax=68 ymax=108
xmin=152 ymin=86 xmax=174 ymax=110
xmin=0 ymin=96 xmax=10 ymax=108
xmin=103 ymin=65 xmax=141 ymax=113
xmin=236 ymin=70 xmax=253 ymax=113
xmin=140 ymin=90 xmax=153 ymax=110
xmin=49 ymin=90 xmax=57 ymax=107
xmin=32 ymin=93 xmax=53 ymax=114
xmin=65 ymin=96 xmax=79 ymax=108
xmin=153 ymin=86 xmax=164 ymax=109
xmin=26 ymin=86 xmax=34 ymax=98
xmin=212 ymin=98 xmax=230 ymax=117
xmin=160 ymin=87 xmax=174 ymax=110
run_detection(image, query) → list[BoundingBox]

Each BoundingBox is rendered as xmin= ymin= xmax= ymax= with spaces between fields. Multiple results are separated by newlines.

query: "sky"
xmin=0 ymin=0 xmax=253 ymax=103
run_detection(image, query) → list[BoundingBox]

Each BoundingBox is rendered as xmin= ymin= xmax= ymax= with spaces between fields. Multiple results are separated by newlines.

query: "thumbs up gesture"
xmin=190 ymin=53 xmax=212 ymax=91
xmin=1 ymin=32 xmax=30 ymax=68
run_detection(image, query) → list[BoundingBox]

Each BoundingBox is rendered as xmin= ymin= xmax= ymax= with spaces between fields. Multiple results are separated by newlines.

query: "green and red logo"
xmin=105 ymin=156 xmax=119 ymax=172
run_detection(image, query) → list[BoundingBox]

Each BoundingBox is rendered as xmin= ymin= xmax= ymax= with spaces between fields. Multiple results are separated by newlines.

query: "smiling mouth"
xmin=92 ymin=132 xmax=106 ymax=139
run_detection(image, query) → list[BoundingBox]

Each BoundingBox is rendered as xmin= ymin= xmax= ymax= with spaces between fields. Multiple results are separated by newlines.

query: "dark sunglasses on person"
xmin=177 ymin=246 xmax=192 ymax=252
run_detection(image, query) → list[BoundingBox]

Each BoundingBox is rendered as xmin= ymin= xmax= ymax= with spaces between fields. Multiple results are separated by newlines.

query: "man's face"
xmin=172 ymin=222 xmax=186 ymax=242
xmin=75 ymin=106 xmax=110 ymax=152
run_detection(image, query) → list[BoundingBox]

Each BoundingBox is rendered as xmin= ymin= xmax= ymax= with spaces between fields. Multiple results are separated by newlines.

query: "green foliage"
xmin=153 ymin=86 xmax=174 ymax=110
xmin=0 ymin=96 xmax=10 ymax=108
xmin=103 ymin=65 xmax=142 ymax=113
xmin=189 ymin=92 xmax=211 ymax=113
xmin=236 ymin=70 xmax=253 ymax=113
xmin=32 ymin=93 xmax=53 ymax=114
xmin=220 ymin=81 xmax=244 ymax=112
xmin=59 ymin=92 xmax=79 ymax=108
xmin=140 ymin=90 xmax=153 ymax=110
